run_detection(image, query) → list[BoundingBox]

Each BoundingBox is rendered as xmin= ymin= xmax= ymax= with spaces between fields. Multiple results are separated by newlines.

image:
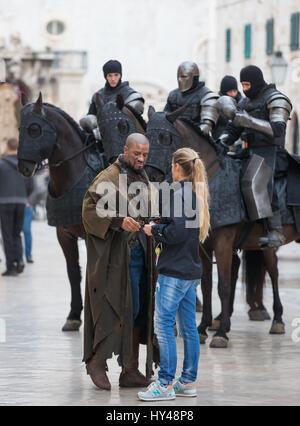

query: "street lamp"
xmin=270 ymin=51 xmax=288 ymax=85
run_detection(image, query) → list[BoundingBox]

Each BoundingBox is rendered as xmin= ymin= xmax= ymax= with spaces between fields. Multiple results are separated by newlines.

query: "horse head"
xmin=95 ymin=93 xmax=146 ymax=163
xmin=145 ymin=106 xmax=183 ymax=183
xmin=145 ymin=104 xmax=222 ymax=183
xmin=18 ymin=92 xmax=57 ymax=177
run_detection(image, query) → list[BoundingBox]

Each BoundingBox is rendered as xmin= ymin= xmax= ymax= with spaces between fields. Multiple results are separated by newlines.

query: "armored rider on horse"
xmin=218 ymin=65 xmax=292 ymax=248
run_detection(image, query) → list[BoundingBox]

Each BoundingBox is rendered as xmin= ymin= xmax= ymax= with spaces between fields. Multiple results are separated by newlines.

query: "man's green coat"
xmin=82 ymin=159 xmax=158 ymax=377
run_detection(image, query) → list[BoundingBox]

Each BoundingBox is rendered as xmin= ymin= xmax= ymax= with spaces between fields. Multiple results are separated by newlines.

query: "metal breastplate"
xmin=96 ymin=82 xmax=135 ymax=105
xmin=168 ymin=85 xmax=211 ymax=124
xmin=240 ymin=85 xmax=285 ymax=148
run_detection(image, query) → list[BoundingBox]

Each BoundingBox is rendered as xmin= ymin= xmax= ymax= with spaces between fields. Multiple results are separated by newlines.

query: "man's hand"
xmin=217 ymin=134 xmax=231 ymax=150
xmin=143 ymin=224 xmax=153 ymax=236
xmin=121 ymin=217 xmax=141 ymax=232
xmin=199 ymin=123 xmax=211 ymax=136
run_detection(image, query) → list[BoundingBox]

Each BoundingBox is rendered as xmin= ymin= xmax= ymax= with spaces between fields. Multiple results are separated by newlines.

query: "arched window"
xmin=46 ymin=20 xmax=65 ymax=36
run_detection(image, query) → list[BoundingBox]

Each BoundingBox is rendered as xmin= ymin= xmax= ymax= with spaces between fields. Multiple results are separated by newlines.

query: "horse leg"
xmin=56 ymin=227 xmax=83 ymax=331
xmin=196 ymin=295 xmax=203 ymax=313
xmin=254 ymin=258 xmax=271 ymax=321
xmin=263 ymin=249 xmax=285 ymax=334
xmin=197 ymin=247 xmax=213 ymax=344
xmin=243 ymin=250 xmax=267 ymax=321
xmin=229 ymin=251 xmax=240 ymax=317
xmin=208 ymin=252 xmax=240 ymax=331
xmin=210 ymin=242 xmax=232 ymax=348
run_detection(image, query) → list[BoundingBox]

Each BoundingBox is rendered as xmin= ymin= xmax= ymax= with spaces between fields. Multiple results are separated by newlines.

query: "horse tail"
xmin=242 ymin=250 xmax=266 ymax=308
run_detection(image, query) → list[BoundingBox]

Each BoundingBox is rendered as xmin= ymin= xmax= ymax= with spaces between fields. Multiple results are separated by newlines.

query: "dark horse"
xmin=145 ymin=106 xmax=299 ymax=348
xmin=18 ymin=93 xmax=98 ymax=331
xmin=17 ymin=93 xmax=147 ymax=331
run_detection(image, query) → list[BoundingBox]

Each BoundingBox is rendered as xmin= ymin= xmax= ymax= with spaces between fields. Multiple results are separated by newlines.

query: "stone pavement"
xmin=0 ymin=221 xmax=299 ymax=406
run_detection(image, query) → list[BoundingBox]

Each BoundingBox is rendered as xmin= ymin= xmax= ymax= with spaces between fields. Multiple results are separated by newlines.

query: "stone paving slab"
xmin=0 ymin=221 xmax=299 ymax=406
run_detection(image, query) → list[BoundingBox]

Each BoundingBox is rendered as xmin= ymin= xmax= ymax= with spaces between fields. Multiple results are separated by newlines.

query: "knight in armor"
xmin=218 ymin=65 xmax=292 ymax=248
xmin=164 ymin=61 xmax=219 ymax=136
xmin=213 ymin=75 xmax=242 ymax=139
xmin=80 ymin=60 xmax=144 ymax=139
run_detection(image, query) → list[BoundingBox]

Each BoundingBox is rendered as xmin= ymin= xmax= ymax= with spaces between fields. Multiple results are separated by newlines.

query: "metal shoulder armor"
xmin=201 ymin=92 xmax=219 ymax=124
xmin=125 ymin=92 xmax=145 ymax=115
xmin=267 ymin=93 xmax=293 ymax=124
xmin=79 ymin=114 xmax=98 ymax=132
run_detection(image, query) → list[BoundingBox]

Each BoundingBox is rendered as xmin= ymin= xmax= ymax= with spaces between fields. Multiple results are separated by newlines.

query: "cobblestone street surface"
xmin=0 ymin=220 xmax=299 ymax=406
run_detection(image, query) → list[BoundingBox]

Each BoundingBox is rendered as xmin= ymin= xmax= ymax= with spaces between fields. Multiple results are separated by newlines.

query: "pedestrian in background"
xmin=0 ymin=138 xmax=33 ymax=276
xmin=22 ymin=201 xmax=33 ymax=263
xmin=139 ymin=147 xmax=210 ymax=401
xmin=22 ymin=170 xmax=48 ymax=264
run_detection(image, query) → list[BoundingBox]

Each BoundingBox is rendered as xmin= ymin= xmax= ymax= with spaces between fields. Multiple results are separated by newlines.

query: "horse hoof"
xmin=269 ymin=322 xmax=285 ymax=335
xmin=261 ymin=309 xmax=271 ymax=320
xmin=199 ymin=334 xmax=208 ymax=344
xmin=248 ymin=310 xmax=265 ymax=321
xmin=209 ymin=336 xmax=229 ymax=348
xmin=62 ymin=319 xmax=82 ymax=332
xmin=208 ymin=320 xmax=220 ymax=331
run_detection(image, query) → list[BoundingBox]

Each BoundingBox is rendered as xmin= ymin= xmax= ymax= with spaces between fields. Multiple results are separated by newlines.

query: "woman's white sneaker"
xmin=138 ymin=380 xmax=176 ymax=402
xmin=173 ymin=378 xmax=197 ymax=397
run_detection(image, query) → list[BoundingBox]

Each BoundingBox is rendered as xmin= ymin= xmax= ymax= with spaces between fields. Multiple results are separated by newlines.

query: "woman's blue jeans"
xmin=154 ymin=274 xmax=200 ymax=386
xmin=23 ymin=206 xmax=33 ymax=260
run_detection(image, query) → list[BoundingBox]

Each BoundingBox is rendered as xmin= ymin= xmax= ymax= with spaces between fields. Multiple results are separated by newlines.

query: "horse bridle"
xmin=48 ymin=139 xmax=98 ymax=169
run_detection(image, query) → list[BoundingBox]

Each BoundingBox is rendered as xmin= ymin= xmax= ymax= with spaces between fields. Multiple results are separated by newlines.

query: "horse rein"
xmin=36 ymin=140 xmax=98 ymax=171
xmin=48 ymin=139 xmax=98 ymax=168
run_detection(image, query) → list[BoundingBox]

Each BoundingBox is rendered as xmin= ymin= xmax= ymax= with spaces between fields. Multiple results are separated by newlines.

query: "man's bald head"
xmin=126 ymin=133 xmax=149 ymax=149
xmin=124 ymin=133 xmax=150 ymax=171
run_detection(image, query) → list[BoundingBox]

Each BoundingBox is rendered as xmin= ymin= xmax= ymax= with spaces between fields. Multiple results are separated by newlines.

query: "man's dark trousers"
xmin=0 ymin=204 xmax=25 ymax=271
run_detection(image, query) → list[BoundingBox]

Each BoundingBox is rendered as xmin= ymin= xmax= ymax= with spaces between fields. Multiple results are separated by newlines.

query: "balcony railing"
xmin=53 ymin=51 xmax=88 ymax=72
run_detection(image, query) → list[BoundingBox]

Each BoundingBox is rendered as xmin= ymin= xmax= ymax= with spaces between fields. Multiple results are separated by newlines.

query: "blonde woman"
xmin=138 ymin=148 xmax=210 ymax=402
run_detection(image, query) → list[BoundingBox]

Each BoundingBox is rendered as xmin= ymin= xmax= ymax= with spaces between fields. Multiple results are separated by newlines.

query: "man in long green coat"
xmin=82 ymin=133 xmax=159 ymax=390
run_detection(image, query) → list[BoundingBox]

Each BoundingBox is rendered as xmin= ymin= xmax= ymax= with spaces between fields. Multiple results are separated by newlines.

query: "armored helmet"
xmin=177 ymin=61 xmax=200 ymax=92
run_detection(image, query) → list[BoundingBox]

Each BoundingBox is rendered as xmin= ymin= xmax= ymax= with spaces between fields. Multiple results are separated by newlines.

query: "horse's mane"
xmin=124 ymin=104 xmax=147 ymax=131
xmin=43 ymin=103 xmax=86 ymax=143
xmin=179 ymin=117 xmax=220 ymax=154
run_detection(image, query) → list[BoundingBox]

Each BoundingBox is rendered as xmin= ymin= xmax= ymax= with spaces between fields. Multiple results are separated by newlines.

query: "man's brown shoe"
xmin=119 ymin=369 xmax=152 ymax=388
xmin=86 ymin=356 xmax=111 ymax=391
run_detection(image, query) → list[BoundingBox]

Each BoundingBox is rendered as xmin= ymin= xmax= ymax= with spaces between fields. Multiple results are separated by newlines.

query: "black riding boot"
xmin=259 ymin=211 xmax=286 ymax=248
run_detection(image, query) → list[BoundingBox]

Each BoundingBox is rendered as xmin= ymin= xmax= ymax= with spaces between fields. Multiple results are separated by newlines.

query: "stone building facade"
xmin=0 ymin=0 xmax=213 ymax=120
xmin=0 ymin=0 xmax=299 ymax=153
xmin=215 ymin=0 xmax=300 ymax=153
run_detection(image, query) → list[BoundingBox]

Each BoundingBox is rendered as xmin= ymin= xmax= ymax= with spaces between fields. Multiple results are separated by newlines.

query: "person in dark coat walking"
xmin=0 ymin=138 xmax=33 ymax=276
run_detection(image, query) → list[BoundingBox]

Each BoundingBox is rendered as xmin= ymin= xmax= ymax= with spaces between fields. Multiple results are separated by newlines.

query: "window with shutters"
xmin=226 ymin=29 xmax=231 ymax=62
xmin=291 ymin=13 xmax=300 ymax=51
xmin=266 ymin=18 xmax=274 ymax=55
xmin=244 ymin=24 xmax=251 ymax=59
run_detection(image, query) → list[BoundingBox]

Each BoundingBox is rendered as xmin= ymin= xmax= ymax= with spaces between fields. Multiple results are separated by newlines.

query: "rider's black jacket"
xmin=88 ymin=81 xmax=137 ymax=115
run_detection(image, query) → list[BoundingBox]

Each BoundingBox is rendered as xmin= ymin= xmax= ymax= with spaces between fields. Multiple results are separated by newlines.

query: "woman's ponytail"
xmin=172 ymin=148 xmax=210 ymax=242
